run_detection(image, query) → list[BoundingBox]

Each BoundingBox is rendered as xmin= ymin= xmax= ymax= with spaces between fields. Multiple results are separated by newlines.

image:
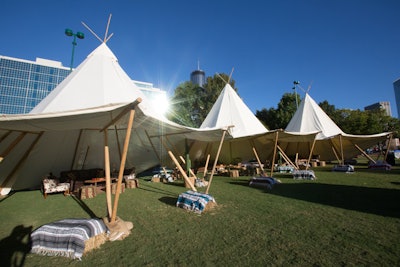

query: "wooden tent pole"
xmin=0 ymin=131 xmax=12 ymax=143
xmin=305 ymin=138 xmax=317 ymax=170
xmin=277 ymin=145 xmax=297 ymax=169
xmin=70 ymin=129 xmax=83 ymax=170
xmin=331 ymin=146 xmax=341 ymax=163
xmin=252 ymin=146 xmax=264 ymax=175
xmin=203 ymin=154 xmax=210 ymax=179
xmin=384 ymin=134 xmax=393 ymax=160
xmin=111 ymin=108 xmax=136 ymax=223
xmin=0 ymin=132 xmax=43 ymax=191
xmin=205 ymin=129 xmax=227 ymax=194
xmin=354 ymin=144 xmax=376 ymax=164
xmin=114 ymin=125 xmax=122 ymax=162
xmin=270 ymin=131 xmax=279 ymax=177
xmin=179 ymin=155 xmax=197 ymax=179
xmin=168 ymin=150 xmax=196 ymax=191
xmin=0 ymin=132 xmax=26 ymax=162
xmin=145 ymin=130 xmax=162 ymax=162
xmin=104 ymin=129 xmax=113 ymax=219
xmin=339 ymin=135 xmax=344 ymax=164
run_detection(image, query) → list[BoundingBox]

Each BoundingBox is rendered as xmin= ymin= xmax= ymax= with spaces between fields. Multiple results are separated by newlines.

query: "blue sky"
xmin=2 ymin=0 xmax=400 ymax=117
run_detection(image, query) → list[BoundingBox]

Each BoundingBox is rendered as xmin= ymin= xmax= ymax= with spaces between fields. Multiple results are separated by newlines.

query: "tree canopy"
xmin=167 ymin=75 xmax=399 ymax=138
xmin=167 ymin=73 xmax=236 ymax=128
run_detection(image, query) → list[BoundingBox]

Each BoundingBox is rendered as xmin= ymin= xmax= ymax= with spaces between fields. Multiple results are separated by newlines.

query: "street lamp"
xmin=293 ymin=80 xmax=300 ymax=109
xmin=65 ymin=28 xmax=84 ymax=71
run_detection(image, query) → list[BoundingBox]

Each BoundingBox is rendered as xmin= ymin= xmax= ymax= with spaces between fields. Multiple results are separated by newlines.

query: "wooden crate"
xmin=79 ymin=186 xmax=96 ymax=199
xmin=126 ymin=179 xmax=139 ymax=189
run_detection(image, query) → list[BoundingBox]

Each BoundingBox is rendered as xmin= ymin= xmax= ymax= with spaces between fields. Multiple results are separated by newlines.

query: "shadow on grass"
xmin=138 ymin=183 xmax=177 ymax=197
xmin=158 ymin=196 xmax=177 ymax=206
xmin=0 ymin=224 xmax=32 ymax=267
xmin=71 ymin=195 xmax=98 ymax=218
xmin=271 ymin=183 xmax=400 ymax=218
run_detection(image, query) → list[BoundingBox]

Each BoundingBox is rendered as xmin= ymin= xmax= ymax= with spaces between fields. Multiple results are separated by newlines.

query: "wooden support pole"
xmin=203 ymin=154 xmax=210 ymax=179
xmin=168 ymin=150 xmax=196 ymax=191
xmin=70 ymin=129 xmax=83 ymax=170
xmin=104 ymin=129 xmax=113 ymax=219
xmin=179 ymin=155 xmax=197 ymax=179
xmin=111 ymin=108 xmax=136 ymax=223
xmin=205 ymin=129 xmax=227 ymax=194
xmin=0 ymin=132 xmax=26 ymax=162
xmin=146 ymin=130 xmax=161 ymax=162
xmin=252 ymin=146 xmax=264 ymax=175
xmin=270 ymin=131 xmax=279 ymax=177
xmin=277 ymin=145 xmax=297 ymax=169
xmin=0 ymin=132 xmax=43 ymax=194
xmin=305 ymin=138 xmax=317 ymax=170
xmin=384 ymin=134 xmax=393 ymax=160
xmin=354 ymin=144 xmax=376 ymax=164
xmin=339 ymin=135 xmax=344 ymax=164
xmin=331 ymin=145 xmax=341 ymax=163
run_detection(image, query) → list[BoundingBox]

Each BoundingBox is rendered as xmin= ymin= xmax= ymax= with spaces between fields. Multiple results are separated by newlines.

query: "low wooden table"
xmin=84 ymin=177 xmax=116 ymax=187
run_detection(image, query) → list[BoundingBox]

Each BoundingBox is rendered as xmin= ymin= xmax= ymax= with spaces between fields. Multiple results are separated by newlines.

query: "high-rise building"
xmin=0 ymin=56 xmax=71 ymax=114
xmin=190 ymin=62 xmax=206 ymax=87
xmin=393 ymin=78 xmax=400 ymax=118
xmin=0 ymin=55 xmax=167 ymax=115
xmin=364 ymin=101 xmax=392 ymax=117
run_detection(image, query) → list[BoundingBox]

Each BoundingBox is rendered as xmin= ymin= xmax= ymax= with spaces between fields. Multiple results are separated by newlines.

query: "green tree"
xmin=167 ymin=73 xmax=236 ymax=128
xmin=256 ymin=92 xmax=300 ymax=130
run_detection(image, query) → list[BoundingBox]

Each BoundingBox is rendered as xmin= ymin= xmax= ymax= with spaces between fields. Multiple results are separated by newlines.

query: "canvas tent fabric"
xmin=190 ymin=83 xmax=318 ymax=166
xmin=285 ymin=93 xmax=391 ymax=161
xmin=0 ymin=43 xmax=227 ymax=195
xmin=200 ymin=83 xmax=268 ymax=138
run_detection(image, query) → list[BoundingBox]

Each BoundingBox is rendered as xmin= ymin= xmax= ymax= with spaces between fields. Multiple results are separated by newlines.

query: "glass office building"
xmin=0 ymin=55 xmax=167 ymax=115
xmin=0 ymin=56 xmax=71 ymax=114
xmin=393 ymin=78 xmax=400 ymax=118
xmin=364 ymin=101 xmax=392 ymax=117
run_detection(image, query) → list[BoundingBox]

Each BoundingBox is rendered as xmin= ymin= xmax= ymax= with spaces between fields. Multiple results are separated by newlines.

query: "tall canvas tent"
xmin=285 ymin=93 xmax=391 ymax=162
xmin=189 ymin=83 xmax=318 ymax=167
xmin=189 ymin=83 xmax=269 ymax=164
xmin=200 ymin=83 xmax=269 ymax=138
xmin=0 ymin=43 xmax=225 ymax=195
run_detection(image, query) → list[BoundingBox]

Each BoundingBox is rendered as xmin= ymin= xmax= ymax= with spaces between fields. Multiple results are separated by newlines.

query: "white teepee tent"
xmin=0 ymin=43 xmax=225 ymax=195
xmin=285 ymin=93 xmax=391 ymax=162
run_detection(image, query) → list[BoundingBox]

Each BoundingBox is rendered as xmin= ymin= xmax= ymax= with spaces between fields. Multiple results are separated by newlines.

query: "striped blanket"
xmin=292 ymin=170 xmax=316 ymax=180
xmin=31 ymin=218 xmax=108 ymax=260
xmin=249 ymin=176 xmax=281 ymax=189
xmin=176 ymin=190 xmax=216 ymax=214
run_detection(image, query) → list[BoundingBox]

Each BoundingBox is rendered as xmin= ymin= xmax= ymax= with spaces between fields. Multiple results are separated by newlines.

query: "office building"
xmin=0 ymin=55 xmax=167 ymax=115
xmin=393 ymin=78 xmax=400 ymax=118
xmin=0 ymin=56 xmax=70 ymax=114
xmin=364 ymin=101 xmax=392 ymax=117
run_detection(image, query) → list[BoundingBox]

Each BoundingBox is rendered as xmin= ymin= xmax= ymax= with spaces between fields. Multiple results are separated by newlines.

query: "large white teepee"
xmin=285 ymin=93 xmax=391 ymax=162
xmin=200 ymin=83 xmax=268 ymax=138
xmin=0 ymin=43 xmax=225 ymax=195
xmin=285 ymin=93 xmax=343 ymax=139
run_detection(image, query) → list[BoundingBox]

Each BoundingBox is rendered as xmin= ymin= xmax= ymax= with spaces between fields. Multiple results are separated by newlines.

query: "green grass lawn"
xmin=1 ymin=162 xmax=399 ymax=266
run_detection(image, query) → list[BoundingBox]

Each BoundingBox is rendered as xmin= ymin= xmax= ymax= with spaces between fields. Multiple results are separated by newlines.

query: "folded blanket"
xmin=249 ymin=176 xmax=281 ymax=189
xmin=292 ymin=170 xmax=316 ymax=180
xmin=31 ymin=218 xmax=108 ymax=260
xmin=176 ymin=190 xmax=216 ymax=214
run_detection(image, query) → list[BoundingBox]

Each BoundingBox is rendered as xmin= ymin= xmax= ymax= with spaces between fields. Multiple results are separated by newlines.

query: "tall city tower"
xmin=190 ymin=61 xmax=205 ymax=87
